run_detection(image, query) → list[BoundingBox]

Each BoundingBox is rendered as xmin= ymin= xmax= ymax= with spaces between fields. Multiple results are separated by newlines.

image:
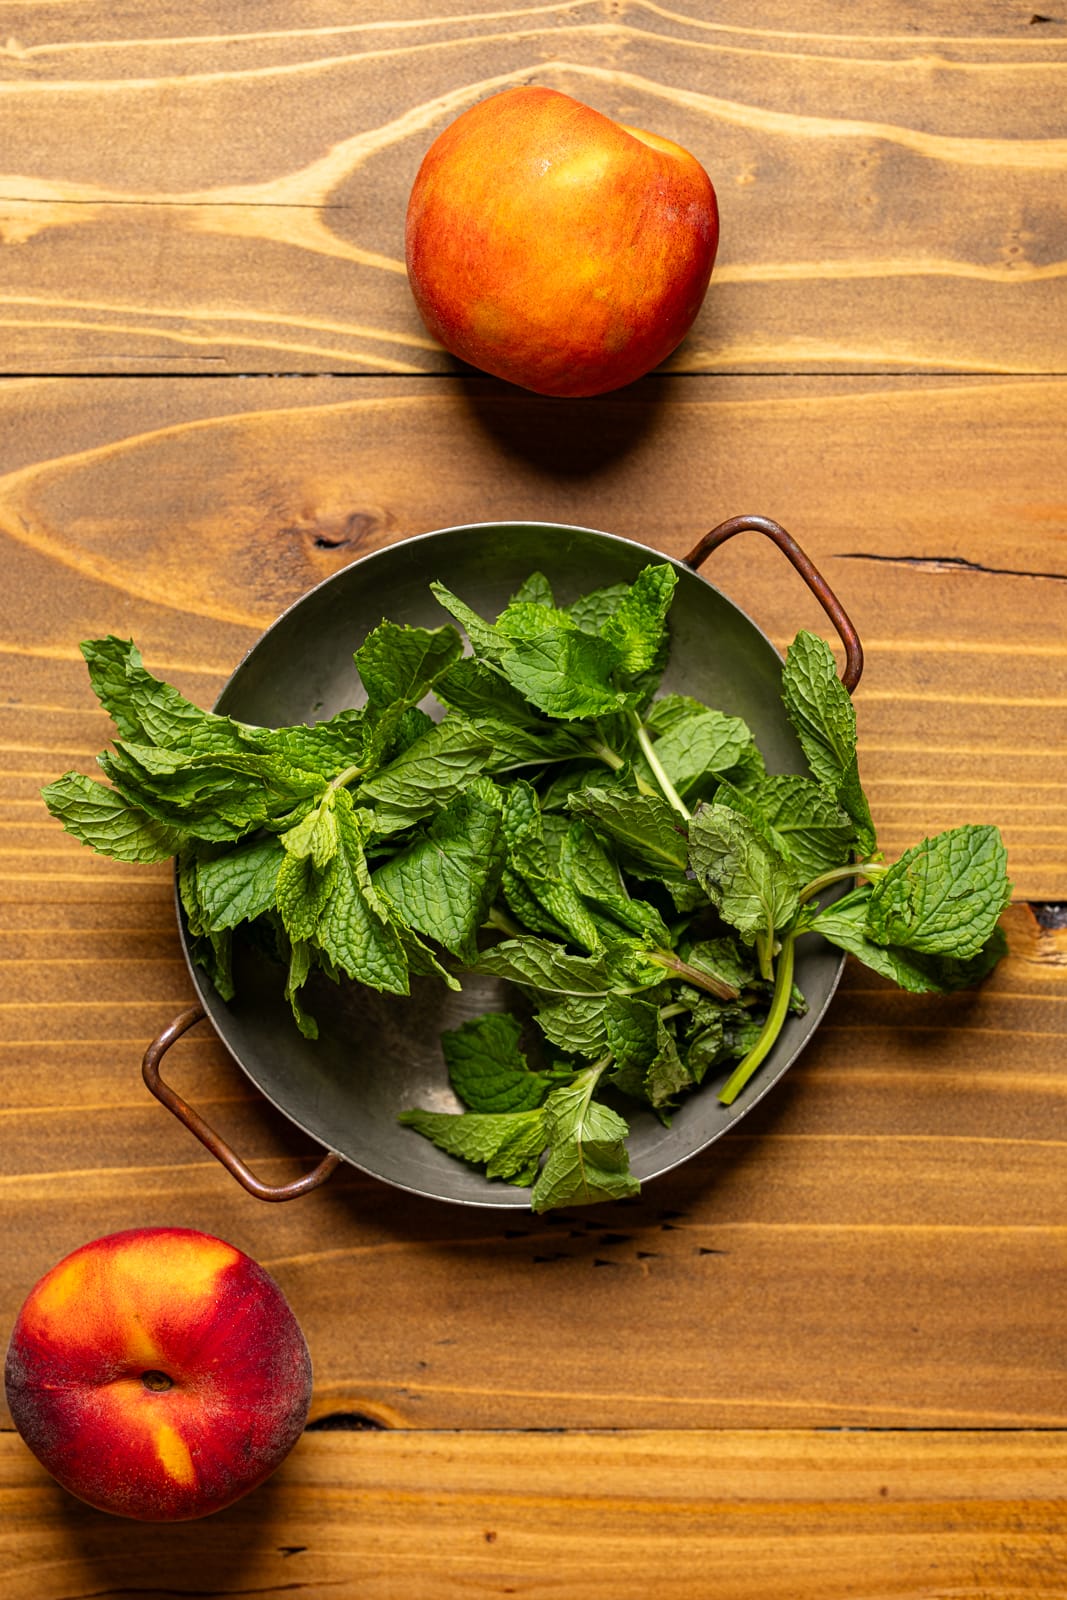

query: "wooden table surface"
xmin=2 ymin=3 xmax=1065 ymax=1595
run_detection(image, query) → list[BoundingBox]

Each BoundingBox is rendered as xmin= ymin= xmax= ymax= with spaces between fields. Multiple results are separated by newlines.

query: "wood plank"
xmin=0 ymin=905 xmax=1062 ymax=1431
xmin=0 ymin=1430 xmax=1064 ymax=1600
xmin=1 ymin=4 xmax=1064 ymax=374
xmin=2 ymin=374 xmax=1063 ymax=894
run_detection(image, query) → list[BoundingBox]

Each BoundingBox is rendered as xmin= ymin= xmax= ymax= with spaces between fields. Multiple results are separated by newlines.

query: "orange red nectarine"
xmin=405 ymin=86 xmax=719 ymax=397
xmin=4 ymin=1228 xmax=312 ymax=1521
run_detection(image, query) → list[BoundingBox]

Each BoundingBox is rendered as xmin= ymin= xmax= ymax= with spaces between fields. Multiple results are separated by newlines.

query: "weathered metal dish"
xmin=143 ymin=516 xmax=862 ymax=1207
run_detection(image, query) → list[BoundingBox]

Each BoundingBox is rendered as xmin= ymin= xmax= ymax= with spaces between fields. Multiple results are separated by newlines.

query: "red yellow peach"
xmin=4 ymin=1227 xmax=312 ymax=1521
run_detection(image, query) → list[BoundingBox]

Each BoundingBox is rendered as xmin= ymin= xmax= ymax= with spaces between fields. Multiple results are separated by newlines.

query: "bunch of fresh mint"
xmin=43 ymin=563 xmax=1011 ymax=1212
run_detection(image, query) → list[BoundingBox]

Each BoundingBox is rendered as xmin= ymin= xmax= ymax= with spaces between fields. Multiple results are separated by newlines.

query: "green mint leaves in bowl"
xmin=42 ymin=527 xmax=1010 ymax=1212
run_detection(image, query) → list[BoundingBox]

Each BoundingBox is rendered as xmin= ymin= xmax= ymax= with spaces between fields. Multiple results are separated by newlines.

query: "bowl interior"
xmin=186 ymin=522 xmax=845 ymax=1206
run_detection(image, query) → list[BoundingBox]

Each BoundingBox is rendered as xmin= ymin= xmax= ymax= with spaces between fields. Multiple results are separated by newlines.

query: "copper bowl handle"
xmin=683 ymin=515 xmax=863 ymax=693
xmin=142 ymin=1005 xmax=342 ymax=1201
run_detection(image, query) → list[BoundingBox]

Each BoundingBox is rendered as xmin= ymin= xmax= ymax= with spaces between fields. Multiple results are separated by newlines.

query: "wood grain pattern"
xmin=1 ymin=2 xmax=1064 ymax=373
xmin=2 ymin=374 xmax=1063 ymax=893
xmin=2 ymin=1430 xmax=1065 ymax=1600
xmin=2 ymin=4 xmax=1064 ymax=1591
xmin=1 ymin=903 xmax=1064 ymax=1433
xmin=2 ymin=374 xmax=1062 ymax=1435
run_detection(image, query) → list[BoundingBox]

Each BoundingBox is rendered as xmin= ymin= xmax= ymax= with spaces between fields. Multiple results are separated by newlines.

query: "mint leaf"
xmin=681 ymin=1010 xmax=725 ymax=1082
xmin=864 ymin=826 xmax=1011 ymax=960
xmin=811 ymin=885 xmax=1009 ymax=992
xmin=642 ymin=1019 xmax=693 ymax=1110
xmin=495 ymin=783 xmax=584 ymax=943
xmin=509 ymin=571 xmax=554 ymax=608
xmin=81 ymin=637 xmax=250 ymax=755
xmin=507 ymin=834 xmax=603 ymax=954
xmin=195 ymin=836 xmax=285 ymax=929
xmin=683 ymin=937 xmax=755 ymax=994
xmin=837 ymin=755 xmax=876 ymax=859
xmin=279 ymin=796 xmax=339 ymax=869
xmin=644 ymin=700 xmax=752 ymax=797
xmin=433 ymin=659 xmax=587 ymax=769
xmin=398 ymin=1106 xmax=548 ymax=1186
xmin=178 ymin=849 xmax=207 ymax=937
xmin=780 ymin=631 xmax=855 ymax=786
xmin=276 ymin=848 xmax=337 ymax=943
xmin=473 ymin=937 xmax=618 ymax=996
xmin=359 ymin=718 xmax=493 ymax=834
xmin=314 ymin=790 xmax=409 ymax=993
xmin=479 ymin=716 xmax=589 ymax=773
xmin=556 ymin=817 xmax=623 ymax=901
xmin=434 ymin=656 xmax=540 ymax=724
xmin=566 ymin=788 xmax=689 ymax=879
xmin=94 ymin=750 xmax=260 ymax=843
xmin=392 ymin=920 xmax=463 ymax=992
xmin=642 ymin=694 xmax=707 ymax=736
xmin=261 ymin=710 xmax=370 ymax=780
xmin=603 ymin=994 xmax=659 ymax=1079
xmin=372 ymin=782 xmax=505 ymax=960
xmin=356 ymin=703 xmax=434 ymax=776
xmin=781 ymin=630 xmax=876 ymax=853
xmin=441 ymin=1013 xmax=553 ymax=1112
xmin=500 ymin=866 xmax=572 ymax=943
xmin=498 ymin=629 xmax=636 ymax=720
xmin=274 ymin=793 xmax=342 ymax=941
xmin=497 ymin=600 xmax=576 ymax=640
xmin=538 ymin=760 xmax=633 ymax=815
xmin=530 ymin=1070 xmax=639 ymax=1212
xmin=285 ymin=938 xmax=319 ymax=1040
xmin=94 ymin=731 xmax=323 ymax=847
xmin=566 ymin=582 xmax=629 ymax=635
xmin=499 ymin=777 xmax=542 ymax=847
xmin=718 ymin=774 xmax=855 ymax=880
xmin=178 ymin=851 xmax=235 ymax=999
xmin=534 ymin=994 xmax=612 ymax=1058
xmin=495 ymin=783 xmax=605 ymax=952
xmin=683 ymin=1005 xmax=762 ymax=1081
xmin=354 ymin=620 xmax=463 ymax=709
xmin=429 ymin=582 xmax=506 ymax=660
xmin=721 ymin=737 xmax=768 ymax=791
xmin=599 ymin=983 xmax=702 ymax=1110
xmin=688 ymin=803 xmax=802 ymax=943
xmin=674 ymin=992 xmax=763 ymax=1086
xmin=558 ymin=820 xmax=672 ymax=947
xmin=110 ymin=739 xmax=321 ymax=795
xmin=189 ymin=927 xmax=234 ymax=1001
xmin=41 ymin=772 xmax=186 ymax=862
xmin=600 ymin=563 xmax=677 ymax=677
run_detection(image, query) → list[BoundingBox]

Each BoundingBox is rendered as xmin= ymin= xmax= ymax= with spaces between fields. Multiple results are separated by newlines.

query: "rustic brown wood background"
xmin=1 ymin=3 xmax=1065 ymax=1594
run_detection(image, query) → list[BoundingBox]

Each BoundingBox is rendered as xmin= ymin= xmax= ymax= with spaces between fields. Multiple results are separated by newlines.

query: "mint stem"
xmin=755 ymin=928 xmax=775 ymax=984
xmin=644 ymin=948 xmax=739 ymax=1001
xmin=586 ymin=736 xmax=658 ymax=800
xmin=718 ymin=930 xmax=796 ymax=1106
xmin=798 ymin=859 xmax=886 ymax=905
xmin=327 ymin=763 xmax=364 ymax=793
xmin=566 ymin=1056 xmax=614 ymax=1130
xmin=715 ymin=859 xmax=885 ymax=1106
xmin=658 ymin=1002 xmax=689 ymax=1022
xmin=628 ymin=712 xmax=691 ymax=820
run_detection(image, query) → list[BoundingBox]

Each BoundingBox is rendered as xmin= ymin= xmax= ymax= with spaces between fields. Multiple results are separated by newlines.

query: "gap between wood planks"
xmin=295 ymin=1427 xmax=1067 ymax=1440
xmin=3 ymin=1418 xmax=1067 ymax=1435
xmin=1 ymin=370 xmax=1066 ymax=379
